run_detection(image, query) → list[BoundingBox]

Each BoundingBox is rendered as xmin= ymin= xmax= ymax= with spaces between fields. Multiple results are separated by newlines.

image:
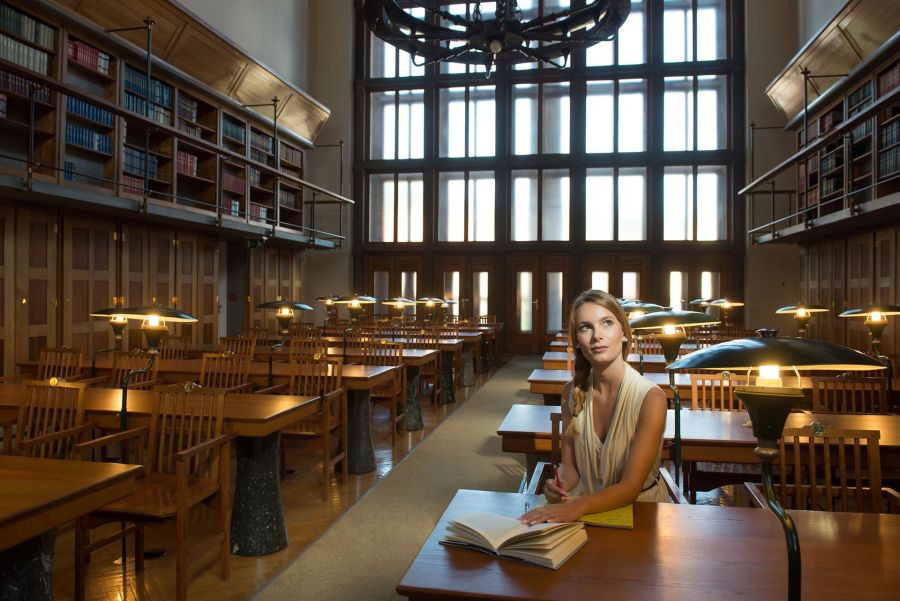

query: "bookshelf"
xmin=877 ymin=59 xmax=900 ymax=198
xmin=249 ymin=125 xmax=275 ymax=223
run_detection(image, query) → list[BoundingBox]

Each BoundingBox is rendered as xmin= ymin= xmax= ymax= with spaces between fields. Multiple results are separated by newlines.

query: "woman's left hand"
xmin=518 ymin=497 xmax=584 ymax=525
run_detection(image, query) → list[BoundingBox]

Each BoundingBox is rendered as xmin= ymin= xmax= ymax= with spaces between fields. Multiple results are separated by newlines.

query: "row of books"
xmin=281 ymin=142 xmax=302 ymax=166
xmin=821 ymin=173 xmax=842 ymax=197
xmin=65 ymin=122 xmax=112 ymax=154
xmin=820 ymin=148 xmax=842 ymax=174
xmin=222 ymin=114 xmax=245 ymax=142
xmin=125 ymin=92 xmax=171 ymax=125
xmin=847 ymin=81 xmax=872 ymax=110
xmin=249 ymin=203 xmax=269 ymax=222
xmin=249 ymin=167 xmax=264 ymax=188
xmin=122 ymin=174 xmax=143 ymax=194
xmin=250 ymin=147 xmax=270 ymax=165
xmin=124 ymin=64 xmax=172 ymax=107
xmin=177 ymin=94 xmax=198 ymax=122
xmin=880 ymin=118 xmax=899 ymax=149
xmin=66 ymin=40 xmax=110 ymax=75
xmin=0 ymin=32 xmax=50 ymax=75
xmin=250 ymin=129 xmax=273 ymax=153
xmin=0 ymin=69 xmax=51 ymax=103
xmin=222 ymin=171 xmax=245 ymax=194
xmin=0 ymin=3 xmax=54 ymax=50
xmin=0 ymin=92 xmax=5 ymax=118
xmin=221 ymin=198 xmax=241 ymax=217
xmin=177 ymin=118 xmax=202 ymax=139
xmin=278 ymin=188 xmax=296 ymax=208
xmin=63 ymin=159 xmax=75 ymax=181
xmin=879 ymin=147 xmax=899 ymax=178
xmin=123 ymin=146 xmax=159 ymax=179
xmin=176 ymin=150 xmax=198 ymax=177
xmin=66 ymin=95 xmax=113 ymax=126
xmin=880 ymin=62 xmax=899 ymax=96
xmin=851 ymin=118 xmax=873 ymax=143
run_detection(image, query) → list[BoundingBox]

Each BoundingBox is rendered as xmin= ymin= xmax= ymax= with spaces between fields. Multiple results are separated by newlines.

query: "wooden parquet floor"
xmin=49 ymin=374 xmax=488 ymax=601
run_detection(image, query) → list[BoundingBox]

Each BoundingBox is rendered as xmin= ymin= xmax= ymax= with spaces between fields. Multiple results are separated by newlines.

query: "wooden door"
xmin=148 ymin=228 xmax=176 ymax=308
xmin=831 ymin=239 xmax=847 ymax=345
xmin=61 ymin=217 xmax=117 ymax=355
xmin=196 ymin=236 xmax=219 ymax=344
xmin=508 ymin=254 xmax=570 ymax=354
xmin=121 ymin=224 xmax=150 ymax=350
xmin=363 ymin=255 xmax=423 ymax=320
xmin=15 ymin=209 xmax=58 ymax=363
xmin=874 ymin=227 xmax=896 ymax=360
xmin=847 ymin=233 xmax=873 ymax=352
xmin=0 ymin=205 xmax=14 ymax=374
xmin=247 ymin=246 xmax=264 ymax=329
xmin=175 ymin=232 xmax=197 ymax=341
xmin=434 ymin=255 xmax=497 ymax=321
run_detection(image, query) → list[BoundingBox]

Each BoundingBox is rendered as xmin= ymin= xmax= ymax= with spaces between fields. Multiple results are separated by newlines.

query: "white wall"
xmin=797 ymin=0 xmax=846 ymax=49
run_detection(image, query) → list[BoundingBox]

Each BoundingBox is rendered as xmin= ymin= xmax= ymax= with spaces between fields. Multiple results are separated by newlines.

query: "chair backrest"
xmin=405 ymin=329 xmax=439 ymax=350
xmin=148 ymin=387 xmax=226 ymax=477
xmin=634 ymin=336 xmax=662 ymax=355
xmin=690 ymin=372 xmax=752 ymax=410
xmin=362 ymin=340 xmax=403 ymax=366
xmin=441 ymin=322 xmax=461 ymax=337
xmin=110 ymin=350 xmax=157 ymax=388
xmin=344 ymin=330 xmax=370 ymax=349
xmin=288 ymin=322 xmax=318 ymax=338
xmin=289 ymin=336 xmax=328 ymax=362
xmin=549 ymin=410 xmax=561 ymax=467
xmin=200 ymin=353 xmax=251 ymax=389
xmin=565 ymin=346 xmax=575 ymax=374
xmin=478 ymin=315 xmax=496 ymax=325
xmin=36 ymin=347 xmax=83 ymax=380
xmin=811 ymin=376 xmax=889 ymax=414
xmin=776 ymin=426 xmax=884 ymax=513
xmin=288 ymin=357 xmax=343 ymax=397
xmin=219 ymin=336 xmax=256 ymax=358
xmin=17 ymin=379 xmax=88 ymax=458
xmin=158 ymin=335 xmax=189 ymax=360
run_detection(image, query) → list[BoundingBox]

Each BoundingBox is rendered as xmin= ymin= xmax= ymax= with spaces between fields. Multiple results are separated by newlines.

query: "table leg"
xmin=481 ymin=337 xmax=491 ymax=373
xmin=441 ymin=351 xmax=457 ymax=404
xmin=0 ymin=531 xmax=55 ymax=600
xmin=231 ymin=432 xmax=288 ymax=556
xmin=461 ymin=346 xmax=476 ymax=387
xmin=347 ymin=389 xmax=375 ymax=473
xmin=406 ymin=364 xmax=423 ymax=431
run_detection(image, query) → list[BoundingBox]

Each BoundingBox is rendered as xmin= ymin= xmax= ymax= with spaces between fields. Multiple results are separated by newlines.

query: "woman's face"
xmin=573 ymin=301 xmax=627 ymax=366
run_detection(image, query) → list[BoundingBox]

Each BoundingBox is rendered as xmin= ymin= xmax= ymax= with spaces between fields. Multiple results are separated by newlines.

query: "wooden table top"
xmin=542 ymin=351 xmax=667 ymax=371
xmin=0 ymin=456 xmax=141 ymax=551
xmin=397 ymin=489 xmax=900 ymax=601
xmin=0 ymin=383 xmax=318 ymax=438
xmin=321 ymin=347 xmax=439 ymax=366
xmin=549 ymin=340 xmax=700 ymax=351
xmin=322 ymin=336 xmax=464 ymax=351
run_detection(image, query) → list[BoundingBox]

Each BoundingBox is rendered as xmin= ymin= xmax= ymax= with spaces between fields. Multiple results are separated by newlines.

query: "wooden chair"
xmin=288 ymin=322 xmax=318 ymax=338
xmin=219 ymin=335 xmax=257 ymax=358
xmin=199 ymin=352 xmax=253 ymax=392
xmin=158 ymin=335 xmax=189 ymax=360
xmin=565 ymin=346 xmax=575 ymax=374
xmin=405 ymin=330 xmax=442 ymax=403
xmin=274 ymin=357 xmax=347 ymax=498
xmin=74 ymin=387 xmax=234 ymax=601
xmin=14 ymin=380 xmax=92 ymax=459
xmin=288 ymin=336 xmax=328 ymax=363
xmin=94 ymin=350 xmax=162 ymax=389
xmin=745 ymin=427 xmax=900 ymax=514
xmin=1 ymin=347 xmax=86 ymax=383
xmin=811 ymin=375 xmax=889 ymax=414
xmin=363 ymin=340 xmax=406 ymax=443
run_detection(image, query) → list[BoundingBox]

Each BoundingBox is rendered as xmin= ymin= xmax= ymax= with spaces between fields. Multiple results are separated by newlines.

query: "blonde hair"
xmin=567 ymin=290 xmax=631 ymax=429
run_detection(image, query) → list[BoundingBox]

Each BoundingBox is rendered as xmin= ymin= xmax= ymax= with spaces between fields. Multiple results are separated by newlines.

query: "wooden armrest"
xmin=659 ymin=466 xmax=688 ymax=504
xmin=884 ymin=487 xmax=900 ymax=513
xmin=743 ymin=481 xmax=768 ymax=508
xmin=224 ymin=383 xmax=254 ymax=393
xmin=126 ymin=377 xmax=165 ymax=390
xmin=76 ymin=375 xmax=111 ymax=387
xmin=0 ymin=374 xmax=28 ymax=383
xmin=254 ymin=384 xmax=288 ymax=395
xmin=176 ymin=431 xmax=237 ymax=461
xmin=524 ymin=461 xmax=553 ymax=496
xmin=74 ymin=426 xmax=149 ymax=457
xmin=18 ymin=422 xmax=96 ymax=451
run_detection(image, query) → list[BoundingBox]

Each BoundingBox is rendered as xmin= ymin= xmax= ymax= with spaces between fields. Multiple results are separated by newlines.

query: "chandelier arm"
xmin=410 ymin=43 xmax=474 ymax=67
xmin=516 ymin=45 xmax=569 ymax=69
xmin=403 ymin=0 xmax=470 ymax=27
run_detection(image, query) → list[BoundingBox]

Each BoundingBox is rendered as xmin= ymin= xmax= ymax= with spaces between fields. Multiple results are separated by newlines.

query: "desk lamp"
xmin=710 ymin=298 xmax=744 ymax=326
xmin=334 ymin=294 xmax=378 ymax=358
xmin=775 ymin=304 xmax=829 ymax=337
xmin=256 ymin=299 xmax=313 ymax=385
xmin=416 ymin=297 xmax=444 ymax=323
xmin=382 ymin=297 xmax=416 ymax=339
xmin=629 ymin=310 xmax=720 ymax=480
xmin=439 ymin=299 xmax=457 ymax=324
xmin=689 ymin=298 xmax=712 ymax=308
xmin=316 ymin=295 xmax=340 ymax=329
xmin=667 ymin=337 xmax=884 ymax=601
xmin=88 ymin=305 xmax=130 ymax=376
xmin=619 ymin=301 xmax=665 ymax=373
xmin=107 ymin=306 xmax=197 ymax=431
xmin=837 ymin=304 xmax=900 ymax=358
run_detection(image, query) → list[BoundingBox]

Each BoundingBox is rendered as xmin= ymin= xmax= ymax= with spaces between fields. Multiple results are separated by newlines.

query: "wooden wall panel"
xmin=15 ymin=209 xmax=58 ymax=363
xmin=196 ymin=236 xmax=219 ymax=344
xmin=0 ymin=206 xmax=14 ymax=375
xmin=247 ymin=246 xmax=264 ymax=330
xmin=847 ymin=233 xmax=873 ymax=353
xmin=62 ymin=218 xmax=117 ymax=355
xmin=149 ymin=229 xmax=176 ymax=308
xmin=874 ymin=228 xmax=897 ymax=356
xmin=175 ymin=232 xmax=197 ymax=341
xmin=121 ymin=224 xmax=149 ymax=350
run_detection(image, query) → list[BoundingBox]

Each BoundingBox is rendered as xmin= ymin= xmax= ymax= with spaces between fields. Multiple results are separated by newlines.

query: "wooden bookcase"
xmin=278 ymin=140 xmax=304 ymax=228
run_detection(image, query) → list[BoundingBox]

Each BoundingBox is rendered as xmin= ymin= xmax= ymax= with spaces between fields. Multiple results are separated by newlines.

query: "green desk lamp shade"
xmin=256 ymin=300 xmax=314 ymax=311
xmin=334 ymin=294 xmax=377 ymax=318
xmin=620 ymin=301 xmax=666 ymax=318
xmin=382 ymin=297 xmax=416 ymax=307
xmin=839 ymin=305 xmax=900 ymax=356
xmin=776 ymin=304 xmax=829 ymax=336
xmin=689 ymin=298 xmax=712 ymax=307
xmin=667 ymin=336 xmax=884 ymax=601
xmin=710 ymin=298 xmax=743 ymax=325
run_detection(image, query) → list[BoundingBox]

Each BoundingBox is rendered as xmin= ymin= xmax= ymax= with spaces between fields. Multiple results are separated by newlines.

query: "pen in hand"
xmin=553 ymin=464 xmax=569 ymax=499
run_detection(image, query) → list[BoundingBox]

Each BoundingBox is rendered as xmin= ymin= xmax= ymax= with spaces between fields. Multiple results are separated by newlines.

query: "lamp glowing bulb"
xmin=277 ymin=307 xmax=293 ymax=317
xmin=325 ymin=299 xmax=334 ymax=306
xmin=722 ymin=302 xmax=732 ymax=309
xmin=662 ymin=324 xmax=678 ymax=336
xmin=757 ymin=365 xmax=783 ymax=387
xmin=426 ymin=300 xmax=434 ymax=307
xmin=147 ymin=314 xmax=160 ymax=328
xmin=869 ymin=311 xmax=885 ymax=322
xmin=349 ymin=300 xmax=360 ymax=309
xmin=110 ymin=314 xmax=127 ymax=324
xmin=631 ymin=310 xmax=644 ymax=319
xmin=797 ymin=309 xmax=809 ymax=318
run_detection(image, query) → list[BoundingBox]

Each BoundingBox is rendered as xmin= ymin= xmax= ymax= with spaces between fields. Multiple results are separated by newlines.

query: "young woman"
xmin=519 ymin=290 xmax=668 ymax=525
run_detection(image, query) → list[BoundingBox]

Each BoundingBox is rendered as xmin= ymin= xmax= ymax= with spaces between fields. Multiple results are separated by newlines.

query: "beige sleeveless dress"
xmin=567 ymin=362 xmax=669 ymax=503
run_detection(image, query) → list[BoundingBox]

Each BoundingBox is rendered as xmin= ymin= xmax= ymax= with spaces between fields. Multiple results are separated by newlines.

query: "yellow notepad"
xmin=578 ymin=504 xmax=633 ymax=529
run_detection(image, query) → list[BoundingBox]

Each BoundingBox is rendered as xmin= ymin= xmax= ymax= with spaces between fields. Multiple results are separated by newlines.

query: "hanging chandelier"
xmin=364 ymin=0 xmax=631 ymax=74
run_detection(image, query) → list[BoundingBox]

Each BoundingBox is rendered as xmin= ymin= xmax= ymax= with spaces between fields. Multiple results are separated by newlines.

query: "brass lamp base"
xmin=657 ymin=333 xmax=685 ymax=363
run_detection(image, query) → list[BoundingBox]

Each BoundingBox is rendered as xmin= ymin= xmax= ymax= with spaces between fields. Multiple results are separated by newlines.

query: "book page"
xmin=501 ymin=528 xmax=588 ymax=570
xmin=446 ymin=512 xmax=575 ymax=552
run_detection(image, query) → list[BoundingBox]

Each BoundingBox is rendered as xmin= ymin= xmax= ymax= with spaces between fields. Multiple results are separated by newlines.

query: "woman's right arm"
xmin=544 ymin=382 xmax=580 ymax=502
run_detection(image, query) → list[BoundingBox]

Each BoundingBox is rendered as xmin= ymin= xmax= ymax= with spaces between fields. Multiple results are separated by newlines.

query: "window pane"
xmin=591 ymin=271 xmax=610 ymax=292
xmin=513 ymin=84 xmax=538 ymax=155
xmin=471 ymin=86 xmax=496 ymax=156
xmin=697 ymin=165 xmax=727 ymax=240
xmin=370 ymin=91 xmax=394 ymax=160
xmin=440 ymin=3 xmax=491 ymax=74
xmin=513 ymin=0 xmax=539 ymax=71
xmin=701 ymin=271 xmax=720 ymax=300
xmin=473 ymin=271 xmax=489 ymax=318
xmin=546 ymin=272 xmax=563 ymax=333
xmin=370 ymin=36 xmax=396 ymax=78
xmin=542 ymin=83 xmax=570 ymax=154
xmin=401 ymin=271 xmax=417 ymax=316
xmin=373 ymin=271 xmax=389 ymax=312
xmin=396 ymin=174 xmax=423 ymax=242
xmin=664 ymin=76 xmax=693 ymax=151
xmin=618 ymin=168 xmax=646 ymax=241
xmin=586 ymin=81 xmax=614 ymax=153
xmin=443 ymin=271 xmax=460 ymax=316
xmin=512 ymin=170 xmax=538 ymax=241
xmin=397 ymin=89 xmax=424 ymax=159
xmin=518 ymin=271 xmax=534 ymax=332
xmin=468 ymin=172 xmax=495 ymax=241
xmin=542 ymin=170 xmax=569 ymax=241
xmin=618 ymin=0 xmax=645 ymax=65
xmin=697 ymin=75 xmax=727 ymax=150
xmin=622 ymin=272 xmax=639 ymax=301
xmin=618 ymin=79 xmax=646 ymax=152
xmin=439 ymin=87 xmax=466 ymax=157
xmin=664 ymin=166 xmax=693 ymax=241
xmin=368 ymin=174 xmax=394 ymax=242
xmin=663 ymin=0 xmax=692 ymax=63
xmin=669 ymin=271 xmax=686 ymax=310
xmin=697 ymin=0 xmax=727 ymax=61
xmin=438 ymin=172 xmax=465 ymax=242
xmin=585 ymin=168 xmax=614 ymax=241
xmin=585 ymin=39 xmax=613 ymax=67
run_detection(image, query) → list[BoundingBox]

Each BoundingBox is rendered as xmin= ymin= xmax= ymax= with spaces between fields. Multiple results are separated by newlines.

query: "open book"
xmin=441 ymin=512 xmax=587 ymax=570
